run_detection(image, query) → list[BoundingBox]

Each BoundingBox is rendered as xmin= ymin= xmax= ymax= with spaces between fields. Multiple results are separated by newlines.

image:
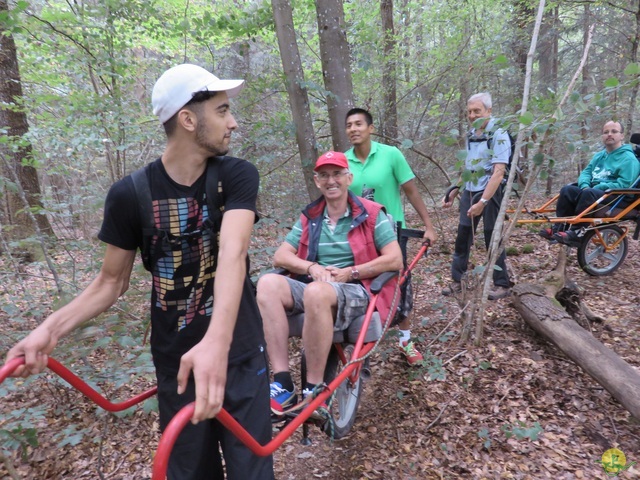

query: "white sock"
xmin=398 ymin=329 xmax=411 ymax=346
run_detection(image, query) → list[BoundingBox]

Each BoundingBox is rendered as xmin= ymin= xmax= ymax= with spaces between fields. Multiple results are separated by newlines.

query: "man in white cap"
xmin=5 ymin=64 xmax=274 ymax=480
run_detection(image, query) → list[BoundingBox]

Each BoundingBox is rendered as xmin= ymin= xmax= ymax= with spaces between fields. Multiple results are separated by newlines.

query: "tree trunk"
xmin=537 ymin=5 xmax=558 ymax=95
xmin=315 ymin=0 xmax=354 ymax=152
xmin=271 ymin=0 xmax=320 ymax=200
xmin=0 ymin=0 xmax=54 ymax=239
xmin=513 ymin=0 xmax=534 ymax=79
xmin=512 ymin=266 xmax=640 ymax=420
xmin=539 ymin=5 xmax=559 ymax=196
xmin=626 ymin=2 xmax=640 ymax=134
xmin=579 ymin=4 xmax=591 ymax=172
xmin=380 ymin=0 xmax=398 ymax=140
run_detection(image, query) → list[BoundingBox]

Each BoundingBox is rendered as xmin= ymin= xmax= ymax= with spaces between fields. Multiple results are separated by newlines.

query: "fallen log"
xmin=512 ymin=282 xmax=640 ymax=419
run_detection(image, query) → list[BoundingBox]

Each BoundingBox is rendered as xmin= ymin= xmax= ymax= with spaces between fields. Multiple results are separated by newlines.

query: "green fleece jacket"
xmin=578 ymin=144 xmax=640 ymax=190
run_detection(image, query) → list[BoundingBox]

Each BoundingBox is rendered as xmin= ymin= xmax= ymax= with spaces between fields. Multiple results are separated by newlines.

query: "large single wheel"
xmin=577 ymin=225 xmax=628 ymax=276
xmin=322 ymin=344 xmax=363 ymax=439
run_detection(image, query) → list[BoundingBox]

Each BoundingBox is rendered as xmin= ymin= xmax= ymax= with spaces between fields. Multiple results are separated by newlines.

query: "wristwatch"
xmin=480 ymin=198 xmax=489 ymax=205
xmin=351 ymin=266 xmax=360 ymax=280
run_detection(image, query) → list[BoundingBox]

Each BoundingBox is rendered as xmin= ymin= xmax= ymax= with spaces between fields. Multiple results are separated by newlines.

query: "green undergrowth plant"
xmin=521 ymin=243 xmax=534 ymax=254
xmin=476 ymin=420 xmax=544 ymax=452
xmin=501 ymin=420 xmax=544 ymax=441
xmin=0 ymin=238 xmax=157 ymax=466
xmin=505 ymin=246 xmax=519 ymax=256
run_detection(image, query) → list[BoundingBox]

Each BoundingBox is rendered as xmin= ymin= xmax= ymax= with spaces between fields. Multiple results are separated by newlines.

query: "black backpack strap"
xmin=201 ymin=157 xmax=224 ymax=262
xmin=203 ymin=157 xmax=222 ymax=231
xmin=131 ymin=164 xmax=157 ymax=271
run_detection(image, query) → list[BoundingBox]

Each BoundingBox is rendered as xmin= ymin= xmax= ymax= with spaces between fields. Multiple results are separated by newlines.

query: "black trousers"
xmin=156 ymin=349 xmax=274 ymax=480
xmin=556 ymin=185 xmax=606 ymax=228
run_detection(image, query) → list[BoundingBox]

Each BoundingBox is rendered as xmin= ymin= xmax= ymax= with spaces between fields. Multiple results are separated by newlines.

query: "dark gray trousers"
xmin=451 ymin=188 xmax=510 ymax=288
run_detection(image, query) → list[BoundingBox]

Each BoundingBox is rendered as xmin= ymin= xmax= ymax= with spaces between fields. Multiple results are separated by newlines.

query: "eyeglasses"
xmin=602 ymin=130 xmax=621 ymax=135
xmin=315 ymin=171 xmax=350 ymax=181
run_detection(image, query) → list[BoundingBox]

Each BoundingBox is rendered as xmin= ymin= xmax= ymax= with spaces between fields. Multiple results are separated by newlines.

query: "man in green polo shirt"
xmin=345 ymin=108 xmax=436 ymax=365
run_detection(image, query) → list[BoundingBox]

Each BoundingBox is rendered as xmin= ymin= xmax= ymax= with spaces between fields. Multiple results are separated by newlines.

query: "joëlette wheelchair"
xmin=271 ymin=227 xmax=428 ymax=443
xmin=0 ymin=229 xmax=430 ymax=478
xmin=512 ymin=133 xmax=640 ymax=276
xmin=512 ymin=184 xmax=640 ymax=276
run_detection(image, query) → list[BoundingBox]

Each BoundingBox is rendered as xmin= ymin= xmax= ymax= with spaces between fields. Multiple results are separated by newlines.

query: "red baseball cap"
xmin=314 ymin=151 xmax=349 ymax=171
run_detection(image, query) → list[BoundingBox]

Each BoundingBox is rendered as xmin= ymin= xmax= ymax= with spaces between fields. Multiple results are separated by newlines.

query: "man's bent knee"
xmin=257 ymin=273 xmax=293 ymax=310
xmin=303 ymin=281 xmax=337 ymax=307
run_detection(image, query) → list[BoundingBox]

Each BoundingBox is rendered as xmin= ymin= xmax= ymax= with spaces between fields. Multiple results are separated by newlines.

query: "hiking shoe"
xmin=553 ymin=230 xmax=581 ymax=247
xmin=488 ymin=286 xmax=511 ymax=301
xmin=399 ymin=340 xmax=424 ymax=366
xmin=441 ymin=282 xmax=462 ymax=296
xmin=302 ymin=388 xmax=330 ymax=422
xmin=270 ymin=382 xmax=297 ymax=413
xmin=538 ymin=227 xmax=556 ymax=241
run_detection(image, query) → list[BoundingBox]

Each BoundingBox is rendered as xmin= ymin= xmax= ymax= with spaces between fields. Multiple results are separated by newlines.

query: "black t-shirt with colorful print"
xmin=98 ymin=156 xmax=264 ymax=374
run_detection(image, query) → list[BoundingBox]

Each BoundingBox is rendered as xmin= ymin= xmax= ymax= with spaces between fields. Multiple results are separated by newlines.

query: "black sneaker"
xmin=553 ymin=230 xmax=581 ymax=247
xmin=538 ymin=227 xmax=555 ymax=240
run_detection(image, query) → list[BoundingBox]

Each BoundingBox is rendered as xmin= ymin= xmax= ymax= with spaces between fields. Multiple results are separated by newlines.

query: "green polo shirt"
xmin=345 ymin=141 xmax=415 ymax=227
xmin=285 ymin=208 xmax=397 ymax=267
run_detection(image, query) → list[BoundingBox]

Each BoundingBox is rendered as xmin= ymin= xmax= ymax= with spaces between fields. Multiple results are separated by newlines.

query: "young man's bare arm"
xmin=6 ymin=245 xmax=136 ymax=377
xmin=176 ymin=208 xmax=255 ymax=423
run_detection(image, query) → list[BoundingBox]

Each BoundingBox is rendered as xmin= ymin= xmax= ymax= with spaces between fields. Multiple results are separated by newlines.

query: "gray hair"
xmin=468 ymin=92 xmax=492 ymax=109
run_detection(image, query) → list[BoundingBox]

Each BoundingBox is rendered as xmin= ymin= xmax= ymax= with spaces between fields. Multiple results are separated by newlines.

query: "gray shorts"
xmin=284 ymin=277 xmax=371 ymax=332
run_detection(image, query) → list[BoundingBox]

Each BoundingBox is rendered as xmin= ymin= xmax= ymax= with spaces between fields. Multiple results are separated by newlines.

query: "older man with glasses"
xmin=256 ymin=151 xmax=403 ymax=421
xmin=539 ymin=120 xmax=640 ymax=246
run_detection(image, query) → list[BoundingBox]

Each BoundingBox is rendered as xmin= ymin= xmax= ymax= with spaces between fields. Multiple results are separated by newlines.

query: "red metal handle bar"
xmin=399 ymin=243 xmax=429 ymax=288
xmin=0 ymin=357 xmax=157 ymax=412
xmin=151 ymin=341 xmax=375 ymax=479
xmin=406 ymin=244 xmax=429 ymax=275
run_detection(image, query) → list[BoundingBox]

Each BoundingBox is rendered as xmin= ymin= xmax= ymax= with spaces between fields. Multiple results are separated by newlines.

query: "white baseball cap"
xmin=151 ymin=64 xmax=244 ymax=124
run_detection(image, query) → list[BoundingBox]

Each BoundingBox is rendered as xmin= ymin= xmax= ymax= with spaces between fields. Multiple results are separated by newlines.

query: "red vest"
xmin=296 ymin=192 xmax=399 ymax=322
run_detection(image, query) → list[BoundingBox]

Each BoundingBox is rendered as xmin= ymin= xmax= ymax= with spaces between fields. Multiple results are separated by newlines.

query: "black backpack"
xmin=131 ymin=157 xmax=223 ymax=272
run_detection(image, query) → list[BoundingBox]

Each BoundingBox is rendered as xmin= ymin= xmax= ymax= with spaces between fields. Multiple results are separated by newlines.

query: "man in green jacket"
xmin=541 ymin=120 xmax=640 ymax=246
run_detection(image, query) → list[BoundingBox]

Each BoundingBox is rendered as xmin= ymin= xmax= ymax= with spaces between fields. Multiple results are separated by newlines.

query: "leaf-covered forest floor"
xmin=1 ymin=195 xmax=640 ymax=480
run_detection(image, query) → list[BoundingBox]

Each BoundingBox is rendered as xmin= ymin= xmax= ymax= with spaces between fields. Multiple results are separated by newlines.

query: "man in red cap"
xmin=257 ymin=151 xmax=403 ymax=420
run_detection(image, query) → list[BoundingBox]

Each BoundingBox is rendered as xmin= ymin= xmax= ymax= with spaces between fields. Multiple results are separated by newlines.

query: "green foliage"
xmin=501 ymin=421 xmax=543 ymax=441
xmin=0 ymin=404 xmax=46 ymax=461
xmin=505 ymin=246 xmax=519 ymax=256
xmin=477 ymin=427 xmax=492 ymax=449
xmin=477 ymin=360 xmax=492 ymax=371
xmin=518 ymin=112 xmax=534 ymax=126
xmin=521 ymin=244 xmax=534 ymax=254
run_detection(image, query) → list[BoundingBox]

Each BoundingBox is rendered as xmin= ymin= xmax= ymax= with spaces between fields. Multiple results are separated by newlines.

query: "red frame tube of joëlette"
xmin=1 ymin=239 xmax=431 ymax=479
